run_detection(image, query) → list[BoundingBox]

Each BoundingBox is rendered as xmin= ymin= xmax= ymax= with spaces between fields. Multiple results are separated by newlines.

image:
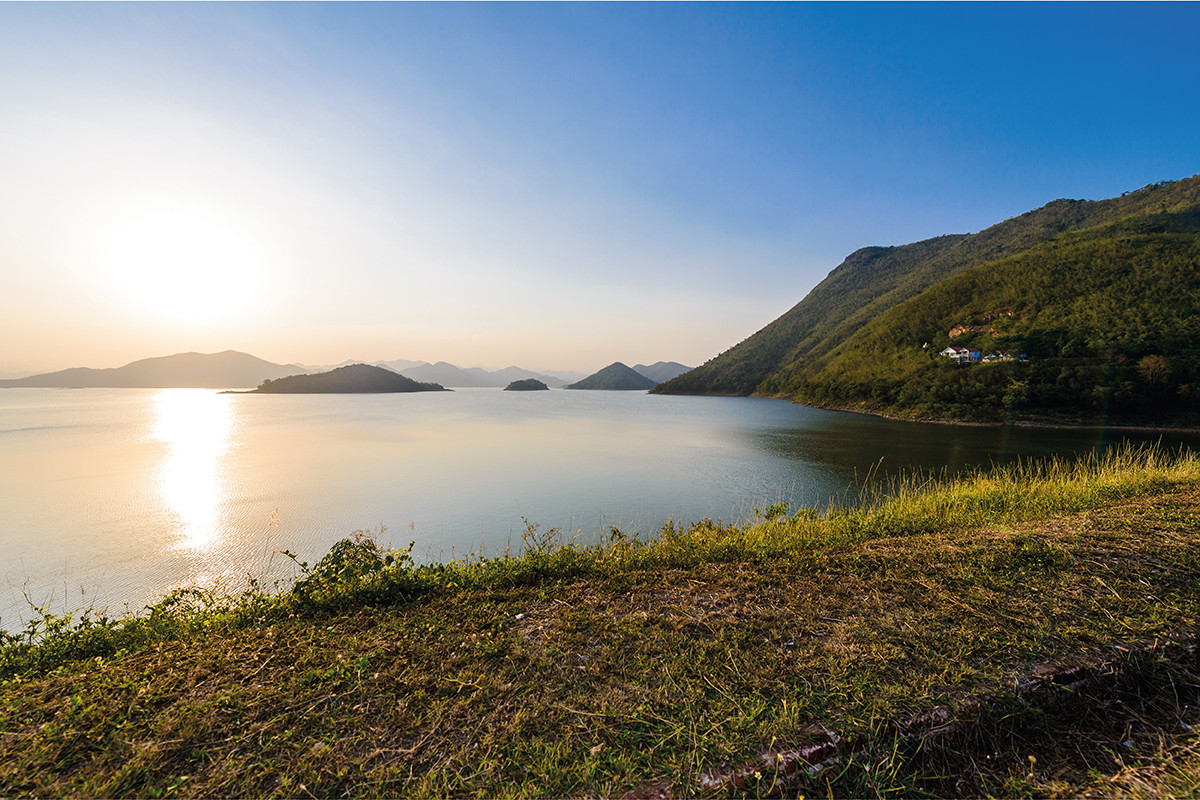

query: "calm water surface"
xmin=2 ymin=387 xmax=1197 ymax=631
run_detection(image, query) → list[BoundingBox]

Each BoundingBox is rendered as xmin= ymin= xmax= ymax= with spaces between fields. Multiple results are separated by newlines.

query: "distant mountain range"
xmin=0 ymin=365 xmax=34 ymax=380
xmin=389 ymin=362 xmax=578 ymax=389
xmin=0 ymin=351 xmax=303 ymax=389
xmin=295 ymin=359 xmax=586 ymax=388
xmin=1 ymin=352 xmax=687 ymax=391
xmin=631 ymin=361 xmax=691 ymax=383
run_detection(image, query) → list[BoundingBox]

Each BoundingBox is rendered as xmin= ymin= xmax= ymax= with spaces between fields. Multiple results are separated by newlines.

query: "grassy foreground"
xmin=2 ymin=446 xmax=1200 ymax=798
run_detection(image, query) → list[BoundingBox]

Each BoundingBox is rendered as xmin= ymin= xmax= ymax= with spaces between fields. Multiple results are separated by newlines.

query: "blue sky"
xmin=2 ymin=2 xmax=1198 ymax=375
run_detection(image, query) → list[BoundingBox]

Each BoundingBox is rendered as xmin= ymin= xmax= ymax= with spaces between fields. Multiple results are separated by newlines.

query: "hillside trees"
xmin=654 ymin=174 xmax=1200 ymax=424
xmin=783 ymin=216 xmax=1200 ymax=422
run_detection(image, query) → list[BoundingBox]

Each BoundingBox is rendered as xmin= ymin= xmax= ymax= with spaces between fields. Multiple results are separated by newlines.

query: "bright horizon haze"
xmin=2 ymin=3 xmax=1198 ymax=377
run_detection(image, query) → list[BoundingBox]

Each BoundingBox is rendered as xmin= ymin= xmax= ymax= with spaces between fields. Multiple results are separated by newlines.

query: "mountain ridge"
xmin=654 ymin=175 xmax=1200 ymax=425
xmin=655 ymin=176 xmax=1200 ymax=400
xmin=0 ymin=350 xmax=304 ymax=389
xmin=784 ymin=207 xmax=1200 ymax=422
xmin=1 ymin=353 xmax=587 ymax=390
xmin=632 ymin=361 xmax=691 ymax=383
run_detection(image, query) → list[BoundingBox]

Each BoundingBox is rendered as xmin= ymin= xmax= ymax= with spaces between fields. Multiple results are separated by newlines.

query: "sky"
xmin=2 ymin=3 xmax=1199 ymax=377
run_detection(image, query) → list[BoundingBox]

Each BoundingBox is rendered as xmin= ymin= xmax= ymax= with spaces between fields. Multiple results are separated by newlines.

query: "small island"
xmin=503 ymin=378 xmax=549 ymax=391
xmin=249 ymin=363 xmax=448 ymax=393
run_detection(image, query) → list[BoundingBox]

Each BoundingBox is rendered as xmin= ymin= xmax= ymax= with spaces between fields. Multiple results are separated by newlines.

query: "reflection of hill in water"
xmin=750 ymin=410 xmax=1200 ymax=488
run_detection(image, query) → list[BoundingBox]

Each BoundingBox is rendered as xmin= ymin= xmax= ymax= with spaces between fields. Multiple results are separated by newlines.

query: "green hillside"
xmin=654 ymin=176 xmax=1200 ymax=411
xmin=784 ymin=207 xmax=1200 ymax=422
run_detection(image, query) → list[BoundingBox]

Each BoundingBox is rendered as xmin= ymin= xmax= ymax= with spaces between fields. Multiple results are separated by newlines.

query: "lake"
xmin=2 ymin=387 xmax=1197 ymax=632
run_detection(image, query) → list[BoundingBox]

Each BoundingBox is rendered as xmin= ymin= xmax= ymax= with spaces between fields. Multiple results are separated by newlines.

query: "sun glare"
xmin=153 ymin=389 xmax=235 ymax=550
xmin=99 ymin=211 xmax=267 ymax=323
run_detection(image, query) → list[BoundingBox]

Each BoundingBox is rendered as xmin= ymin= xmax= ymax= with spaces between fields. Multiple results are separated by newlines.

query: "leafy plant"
xmin=283 ymin=528 xmax=416 ymax=610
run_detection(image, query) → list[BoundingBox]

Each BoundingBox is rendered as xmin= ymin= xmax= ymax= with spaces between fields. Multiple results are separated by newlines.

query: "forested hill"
xmin=654 ymin=176 xmax=1200 ymax=409
xmin=252 ymin=364 xmax=447 ymax=393
xmin=779 ymin=203 xmax=1200 ymax=422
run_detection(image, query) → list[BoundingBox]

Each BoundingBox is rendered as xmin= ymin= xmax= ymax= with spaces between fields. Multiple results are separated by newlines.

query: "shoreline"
xmin=750 ymin=392 xmax=1200 ymax=435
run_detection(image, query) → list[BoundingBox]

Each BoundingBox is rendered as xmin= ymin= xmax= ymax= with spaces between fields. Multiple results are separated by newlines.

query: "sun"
xmin=99 ymin=210 xmax=267 ymax=323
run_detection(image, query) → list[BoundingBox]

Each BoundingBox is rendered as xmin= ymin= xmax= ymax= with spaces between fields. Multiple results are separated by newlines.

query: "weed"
xmin=520 ymin=516 xmax=562 ymax=556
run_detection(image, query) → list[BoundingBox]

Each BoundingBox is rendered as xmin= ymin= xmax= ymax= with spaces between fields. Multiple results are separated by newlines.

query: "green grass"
xmin=2 ymin=443 xmax=1199 ymax=797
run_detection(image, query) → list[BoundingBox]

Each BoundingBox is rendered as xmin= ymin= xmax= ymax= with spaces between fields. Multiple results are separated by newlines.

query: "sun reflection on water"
xmin=152 ymin=389 xmax=234 ymax=549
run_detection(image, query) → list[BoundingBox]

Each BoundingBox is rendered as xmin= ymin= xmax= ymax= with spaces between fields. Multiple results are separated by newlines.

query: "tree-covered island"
xmin=503 ymin=378 xmax=550 ymax=391
xmin=250 ymin=363 xmax=448 ymax=394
